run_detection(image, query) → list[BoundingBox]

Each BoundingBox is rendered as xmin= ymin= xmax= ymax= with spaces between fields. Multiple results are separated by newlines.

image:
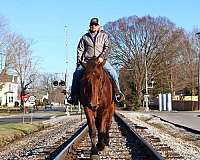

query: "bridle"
xmin=98 ymin=70 xmax=104 ymax=100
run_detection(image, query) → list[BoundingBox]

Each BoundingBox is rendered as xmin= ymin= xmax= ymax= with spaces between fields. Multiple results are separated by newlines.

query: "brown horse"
xmin=79 ymin=57 xmax=115 ymax=159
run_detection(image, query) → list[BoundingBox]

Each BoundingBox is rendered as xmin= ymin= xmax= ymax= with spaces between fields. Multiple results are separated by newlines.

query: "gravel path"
xmin=0 ymin=115 xmax=86 ymax=160
xmin=118 ymin=111 xmax=200 ymax=160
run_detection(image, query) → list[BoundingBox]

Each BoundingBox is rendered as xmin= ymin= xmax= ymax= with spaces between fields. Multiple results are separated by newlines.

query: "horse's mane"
xmin=81 ymin=58 xmax=102 ymax=80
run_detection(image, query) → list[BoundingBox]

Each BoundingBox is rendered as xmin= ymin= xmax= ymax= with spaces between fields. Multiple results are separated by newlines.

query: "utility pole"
xmin=144 ymin=53 xmax=149 ymax=111
xmin=64 ymin=25 xmax=70 ymax=114
xmin=64 ymin=25 xmax=68 ymax=91
xmin=0 ymin=52 xmax=6 ymax=71
xmin=195 ymin=32 xmax=200 ymax=111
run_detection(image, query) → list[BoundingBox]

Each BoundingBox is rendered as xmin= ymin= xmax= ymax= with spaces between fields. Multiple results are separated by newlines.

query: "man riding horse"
xmin=67 ymin=17 xmax=124 ymax=105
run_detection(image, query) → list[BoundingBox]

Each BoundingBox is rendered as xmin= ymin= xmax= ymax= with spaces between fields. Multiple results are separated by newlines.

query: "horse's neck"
xmin=102 ymin=69 xmax=112 ymax=89
xmin=102 ymin=69 xmax=111 ymax=83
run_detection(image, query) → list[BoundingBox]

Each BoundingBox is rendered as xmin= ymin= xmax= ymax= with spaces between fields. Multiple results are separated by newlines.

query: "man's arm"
xmin=77 ymin=37 xmax=85 ymax=67
xmin=99 ymin=33 xmax=111 ymax=60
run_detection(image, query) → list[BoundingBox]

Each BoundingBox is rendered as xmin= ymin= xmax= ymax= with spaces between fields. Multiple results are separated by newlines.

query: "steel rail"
xmin=47 ymin=123 xmax=88 ymax=160
xmin=48 ymin=113 xmax=165 ymax=160
xmin=114 ymin=112 xmax=164 ymax=160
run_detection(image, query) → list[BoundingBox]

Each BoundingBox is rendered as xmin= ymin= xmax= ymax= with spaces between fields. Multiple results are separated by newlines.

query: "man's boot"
xmin=67 ymin=95 xmax=78 ymax=105
xmin=112 ymin=82 xmax=125 ymax=102
xmin=115 ymin=91 xmax=125 ymax=102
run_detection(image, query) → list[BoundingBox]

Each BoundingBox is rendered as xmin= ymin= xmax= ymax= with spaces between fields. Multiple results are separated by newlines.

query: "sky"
xmin=0 ymin=0 xmax=200 ymax=86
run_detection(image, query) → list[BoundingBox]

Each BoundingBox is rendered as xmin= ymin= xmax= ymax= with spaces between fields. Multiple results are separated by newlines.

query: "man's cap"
xmin=90 ymin=18 xmax=99 ymax=25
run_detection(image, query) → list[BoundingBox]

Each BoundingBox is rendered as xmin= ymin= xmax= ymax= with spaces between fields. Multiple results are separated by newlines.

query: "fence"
xmin=172 ymin=101 xmax=198 ymax=111
xmin=150 ymin=99 xmax=199 ymax=111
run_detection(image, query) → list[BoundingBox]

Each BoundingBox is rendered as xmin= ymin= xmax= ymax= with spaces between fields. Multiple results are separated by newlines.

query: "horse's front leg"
xmin=84 ymin=107 xmax=98 ymax=156
xmin=96 ymin=110 xmax=107 ymax=151
xmin=97 ymin=103 xmax=115 ymax=150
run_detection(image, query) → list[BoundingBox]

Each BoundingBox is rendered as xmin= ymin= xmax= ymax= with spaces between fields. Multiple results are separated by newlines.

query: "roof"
xmin=0 ymin=73 xmax=18 ymax=83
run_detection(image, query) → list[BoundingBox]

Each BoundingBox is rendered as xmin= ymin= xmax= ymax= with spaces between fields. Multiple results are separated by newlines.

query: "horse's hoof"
xmin=99 ymin=146 xmax=110 ymax=155
xmin=104 ymin=146 xmax=110 ymax=151
xmin=96 ymin=142 xmax=105 ymax=151
xmin=91 ymin=147 xmax=98 ymax=155
xmin=90 ymin=154 xmax=100 ymax=160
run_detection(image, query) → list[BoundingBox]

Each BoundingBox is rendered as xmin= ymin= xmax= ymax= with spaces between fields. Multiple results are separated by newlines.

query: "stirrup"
xmin=115 ymin=92 xmax=125 ymax=102
xmin=67 ymin=95 xmax=78 ymax=105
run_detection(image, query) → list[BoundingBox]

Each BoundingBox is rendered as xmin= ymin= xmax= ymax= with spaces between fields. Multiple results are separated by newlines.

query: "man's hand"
xmin=97 ymin=57 xmax=104 ymax=64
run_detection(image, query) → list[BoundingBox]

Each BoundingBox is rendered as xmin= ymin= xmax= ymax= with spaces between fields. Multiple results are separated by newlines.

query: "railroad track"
xmin=47 ymin=112 xmax=183 ymax=160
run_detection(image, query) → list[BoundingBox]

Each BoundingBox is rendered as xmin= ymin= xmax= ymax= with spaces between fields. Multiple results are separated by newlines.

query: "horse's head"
xmin=80 ymin=57 xmax=106 ymax=108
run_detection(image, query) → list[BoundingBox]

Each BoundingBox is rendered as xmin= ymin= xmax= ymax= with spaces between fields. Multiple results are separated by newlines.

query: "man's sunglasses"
xmin=90 ymin=23 xmax=98 ymax=26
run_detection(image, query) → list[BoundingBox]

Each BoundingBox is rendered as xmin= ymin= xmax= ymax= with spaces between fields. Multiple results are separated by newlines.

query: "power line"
xmin=0 ymin=52 xmax=6 ymax=71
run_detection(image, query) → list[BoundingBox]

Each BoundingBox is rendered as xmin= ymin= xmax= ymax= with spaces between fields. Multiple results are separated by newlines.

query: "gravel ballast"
xmin=118 ymin=111 xmax=200 ymax=160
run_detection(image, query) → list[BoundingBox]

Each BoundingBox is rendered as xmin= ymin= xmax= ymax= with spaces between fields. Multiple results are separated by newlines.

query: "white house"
xmin=0 ymin=73 xmax=20 ymax=107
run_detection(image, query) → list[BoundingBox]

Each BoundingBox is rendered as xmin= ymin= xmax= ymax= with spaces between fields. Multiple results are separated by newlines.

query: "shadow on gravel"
xmin=115 ymin=116 xmax=156 ymax=160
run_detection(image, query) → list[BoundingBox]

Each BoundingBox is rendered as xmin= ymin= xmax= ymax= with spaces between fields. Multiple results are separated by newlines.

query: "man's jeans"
xmin=70 ymin=61 xmax=120 ymax=99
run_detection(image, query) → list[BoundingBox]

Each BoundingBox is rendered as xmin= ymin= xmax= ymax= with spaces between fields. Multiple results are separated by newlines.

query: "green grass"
xmin=0 ymin=107 xmax=21 ymax=115
xmin=0 ymin=122 xmax=44 ymax=147
xmin=0 ymin=112 xmax=22 ymax=116
xmin=0 ymin=112 xmax=11 ymax=116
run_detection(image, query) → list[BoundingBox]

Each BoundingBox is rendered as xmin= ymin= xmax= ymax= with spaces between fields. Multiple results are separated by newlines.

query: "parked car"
xmin=45 ymin=104 xmax=53 ymax=110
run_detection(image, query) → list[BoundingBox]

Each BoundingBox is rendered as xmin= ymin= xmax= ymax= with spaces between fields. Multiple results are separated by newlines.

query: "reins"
xmin=98 ymin=70 xmax=105 ymax=99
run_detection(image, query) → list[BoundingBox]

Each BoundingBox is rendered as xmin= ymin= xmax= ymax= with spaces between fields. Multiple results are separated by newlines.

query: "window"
xmin=9 ymin=96 xmax=13 ymax=103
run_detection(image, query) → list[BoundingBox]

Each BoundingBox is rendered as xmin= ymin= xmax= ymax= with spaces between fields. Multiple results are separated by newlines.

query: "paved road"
xmin=0 ymin=114 xmax=51 ymax=124
xmin=150 ymin=111 xmax=200 ymax=133
xmin=0 ymin=106 xmax=67 ymax=124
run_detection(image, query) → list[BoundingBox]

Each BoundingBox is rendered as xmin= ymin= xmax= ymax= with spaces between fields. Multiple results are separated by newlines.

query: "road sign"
xmin=29 ymin=96 xmax=36 ymax=102
xmin=22 ymin=95 xmax=30 ymax=102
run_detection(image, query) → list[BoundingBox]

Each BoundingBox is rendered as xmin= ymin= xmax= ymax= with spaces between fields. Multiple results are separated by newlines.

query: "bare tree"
xmin=5 ymin=34 xmax=37 ymax=106
xmin=36 ymin=73 xmax=55 ymax=93
xmin=32 ymin=72 xmax=57 ymax=102
xmin=171 ymin=31 xmax=198 ymax=96
xmin=0 ymin=16 xmax=8 ymax=51
xmin=104 ymin=15 xmax=186 ymax=104
xmin=0 ymin=16 xmax=10 ymax=73
xmin=32 ymin=72 xmax=66 ymax=104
